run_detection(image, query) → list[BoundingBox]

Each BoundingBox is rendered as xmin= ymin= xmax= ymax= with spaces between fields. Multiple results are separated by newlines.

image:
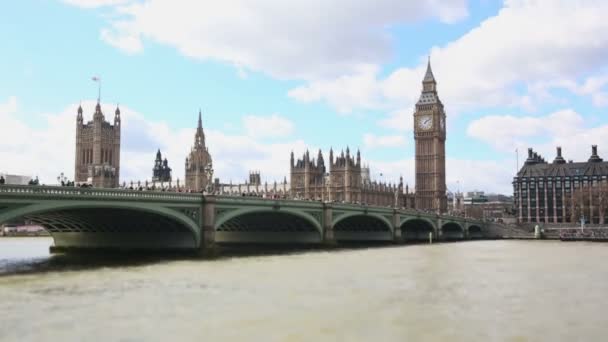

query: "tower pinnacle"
xmin=423 ymin=56 xmax=435 ymax=83
xmin=198 ymin=109 xmax=202 ymax=129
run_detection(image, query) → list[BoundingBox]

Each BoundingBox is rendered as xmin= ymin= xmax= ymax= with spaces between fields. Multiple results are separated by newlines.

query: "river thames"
xmin=0 ymin=238 xmax=607 ymax=341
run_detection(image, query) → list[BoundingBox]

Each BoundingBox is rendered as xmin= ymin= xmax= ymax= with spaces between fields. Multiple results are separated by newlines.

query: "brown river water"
xmin=0 ymin=238 xmax=607 ymax=341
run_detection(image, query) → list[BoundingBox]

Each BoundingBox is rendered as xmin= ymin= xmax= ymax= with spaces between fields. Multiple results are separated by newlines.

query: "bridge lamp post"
xmin=204 ymin=163 xmax=214 ymax=194
xmin=57 ymin=172 xmax=68 ymax=186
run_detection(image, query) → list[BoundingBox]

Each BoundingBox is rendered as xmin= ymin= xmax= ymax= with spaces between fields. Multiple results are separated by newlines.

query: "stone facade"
xmin=74 ymin=102 xmax=121 ymax=188
xmin=513 ymin=146 xmax=608 ymax=224
xmin=413 ymin=59 xmax=447 ymax=213
xmin=289 ymin=148 xmax=409 ymax=206
xmin=152 ymin=149 xmax=172 ymax=182
xmin=185 ymin=111 xmax=213 ymax=191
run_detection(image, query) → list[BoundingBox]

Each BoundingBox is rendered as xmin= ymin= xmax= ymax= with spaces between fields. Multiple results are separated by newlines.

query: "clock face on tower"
xmin=417 ymin=115 xmax=433 ymax=130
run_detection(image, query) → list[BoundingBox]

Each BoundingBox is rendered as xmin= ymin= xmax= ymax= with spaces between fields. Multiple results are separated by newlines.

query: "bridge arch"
xmin=214 ymin=208 xmax=323 ymax=244
xmin=214 ymin=208 xmax=322 ymax=233
xmin=332 ymin=213 xmax=393 ymax=242
xmin=0 ymin=202 xmax=201 ymax=249
xmin=468 ymin=224 xmax=483 ymax=239
xmin=332 ymin=212 xmax=393 ymax=232
xmin=441 ymin=222 xmax=465 ymax=240
xmin=400 ymin=217 xmax=436 ymax=241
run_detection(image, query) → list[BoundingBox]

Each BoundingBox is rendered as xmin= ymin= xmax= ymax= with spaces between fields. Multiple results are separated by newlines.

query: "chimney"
xmin=589 ymin=145 xmax=603 ymax=162
xmin=528 ymin=148 xmax=533 ymax=158
xmin=553 ymin=146 xmax=566 ymax=164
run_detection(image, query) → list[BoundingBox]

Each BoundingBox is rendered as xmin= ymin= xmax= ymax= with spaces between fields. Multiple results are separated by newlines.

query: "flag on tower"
xmin=92 ymin=76 xmax=99 ymax=81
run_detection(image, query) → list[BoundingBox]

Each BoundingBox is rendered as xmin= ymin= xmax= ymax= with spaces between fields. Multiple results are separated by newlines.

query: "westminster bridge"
xmin=0 ymin=185 xmax=490 ymax=252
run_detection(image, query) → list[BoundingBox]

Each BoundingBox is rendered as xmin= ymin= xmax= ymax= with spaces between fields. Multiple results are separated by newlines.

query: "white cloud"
xmin=0 ymin=96 xmax=17 ymax=113
xmin=467 ymin=108 xmax=608 ymax=167
xmin=377 ymin=109 xmax=413 ymax=132
xmin=288 ymin=65 xmax=385 ymax=113
xmin=68 ymin=0 xmax=468 ymax=80
xmin=289 ymin=0 xmax=608 ymax=116
xmin=366 ymin=157 xmax=514 ymax=194
xmin=242 ymin=114 xmax=294 ymax=139
xmin=0 ymin=97 xmax=306 ymax=186
xmin=100 ymin=22 xmax=143 ymax=54
xmin=62 ymin=0 xmax=133 ymax=8
xmin=363 ymin=133 xmax=406 ymax=149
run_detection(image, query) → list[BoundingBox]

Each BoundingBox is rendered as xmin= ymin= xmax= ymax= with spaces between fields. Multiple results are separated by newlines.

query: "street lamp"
xmin=57 ymin=172 xmax=68 ymax=186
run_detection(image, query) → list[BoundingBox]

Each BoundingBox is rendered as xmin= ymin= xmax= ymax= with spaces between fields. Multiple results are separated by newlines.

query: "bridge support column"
xmin=436 ymin=218 xmax=443 ymax=241
xmin=201 ymin=197 xmax=218 ymax=256
xmin=323 ymin=204 xmax=336 ymax=247
xmin=392 ymin=210 xmax=402 ymax=243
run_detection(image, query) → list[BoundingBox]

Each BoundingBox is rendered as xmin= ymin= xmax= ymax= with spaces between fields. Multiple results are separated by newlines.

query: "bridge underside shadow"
xmin=333 ymin=215 xmax=392 ymax=242
xmin=402 ymin=219 xmax=435 ymax=242
xmin=24 ymin=208 xmax=197 ymax=251
xmin=216 ymin=212 xmax=322 ymax=244
xmin=441 ymin=222 xmax=465 ymax=241
xmin=468 ymin=225 xmax=483 ymax=239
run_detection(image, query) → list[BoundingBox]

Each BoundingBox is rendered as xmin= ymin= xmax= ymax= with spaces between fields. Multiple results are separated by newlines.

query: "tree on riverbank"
xmin=565 ymin=183 xmax=608 ymax=224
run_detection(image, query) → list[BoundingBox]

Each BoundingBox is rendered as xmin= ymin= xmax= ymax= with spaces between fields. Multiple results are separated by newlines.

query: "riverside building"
xmin=513 ymin=146 xmax=608 ymax=224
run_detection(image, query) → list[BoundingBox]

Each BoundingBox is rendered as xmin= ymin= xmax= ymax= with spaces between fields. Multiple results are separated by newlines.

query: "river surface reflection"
xmin=1 ymin=238 xmax=607 ymax=341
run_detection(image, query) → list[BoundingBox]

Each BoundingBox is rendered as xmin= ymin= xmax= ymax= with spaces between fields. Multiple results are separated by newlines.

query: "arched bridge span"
xmin=0 ymin=199 xmax=201 ymax=251
xmin=332 ymin=214 xmax=393 ymax=241
xmin=401 ymin=218 xmax=436 ymax=241
xmin=214 ymin=209 xmax=322 ymax=244
xmin=441 ymin=222 xmax=465 ymax=240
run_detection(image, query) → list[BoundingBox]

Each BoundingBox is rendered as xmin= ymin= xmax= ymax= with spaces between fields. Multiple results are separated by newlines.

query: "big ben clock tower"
xmin=413 ymin=58 xmax=447 ymax=213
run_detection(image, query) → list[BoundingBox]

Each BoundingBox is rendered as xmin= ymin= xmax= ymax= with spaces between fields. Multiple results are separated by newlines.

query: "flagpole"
xmin=516 ymin=148 xmax=519 ymax=173
xmin=92 ymin=76 xmax=101 ymax=102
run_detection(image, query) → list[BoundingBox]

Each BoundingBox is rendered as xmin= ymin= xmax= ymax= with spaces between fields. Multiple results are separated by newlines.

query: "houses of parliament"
xmin=73 ymin=60 xmax=448 ymax=212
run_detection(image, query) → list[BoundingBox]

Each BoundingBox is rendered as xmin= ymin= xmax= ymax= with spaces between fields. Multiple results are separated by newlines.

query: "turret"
xmin=317 ymin=149 xmax=325 ymax=172
xmin=93 ymin=101 xmax=103 ymax=121
xmin=290 ymin=151 xmax=294 ymax=168
xmin=356 ymin=149 xmax=361 ymax=167
xmin=114 ymin=105 xmax=121 ymax=125
xmin=329 ymin=147 xmax=334 ymax=166
xmin=77 ymin=104 xmax=83 ymax=124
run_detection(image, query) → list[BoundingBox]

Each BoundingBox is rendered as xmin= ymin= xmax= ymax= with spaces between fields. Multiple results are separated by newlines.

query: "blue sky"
xmin=1 ymin=0 xmax=608 ymax=195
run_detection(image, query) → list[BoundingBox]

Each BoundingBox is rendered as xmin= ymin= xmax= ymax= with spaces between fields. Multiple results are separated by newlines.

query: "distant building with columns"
xmin=74 ymin=102 xmax=121 ymax=188
xmin=513 ymin=146 xmax=608 ymax=224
